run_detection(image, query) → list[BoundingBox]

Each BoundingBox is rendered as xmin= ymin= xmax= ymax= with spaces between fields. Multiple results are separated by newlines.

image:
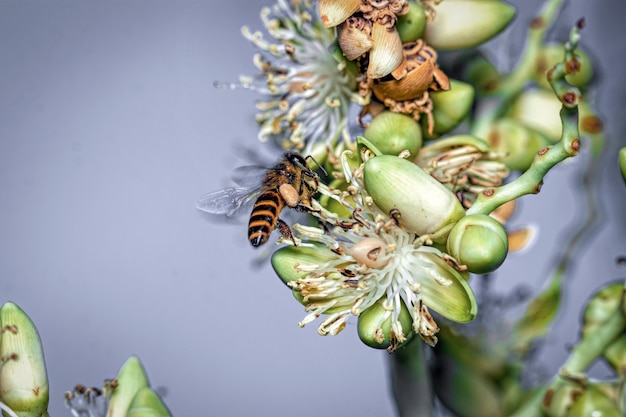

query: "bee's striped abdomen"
xmin=248 ymin=190 xmax=285 ymax=247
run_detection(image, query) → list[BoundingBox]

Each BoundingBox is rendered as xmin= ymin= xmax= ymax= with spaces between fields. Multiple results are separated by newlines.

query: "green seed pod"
xmin=126 ymin=387 xmax=171 ymax=417
xmin=534 ymin=45 xmax=593 ymax=91
xmin=0 ymin=302 xmax=49 ymax=417
xmin=396 ymin=2 xmax=427 ymax=43
xmin=357 ymin=299 xmax=413 ymax=350
xmin=424 ymin=0 xmax=515 ymax=50
xmin=363 ymin=111 xmax=422 ymax=159
xmin=423 ymin=79 xmax=475 ymax=139
xmin=619 ymin=147 xmax=626 ymax=184
xmin=363 ymin=155 xmax=465 ymax=239
xmin=447 ymin=214 xmax=508 ymax=274
xmin=486 ymin=118 xmax=550 ymax=171
xmin=568 ymin=384 xmax=623 ymax=417
xmin=107 ymin=356 xmax=150 ymax=417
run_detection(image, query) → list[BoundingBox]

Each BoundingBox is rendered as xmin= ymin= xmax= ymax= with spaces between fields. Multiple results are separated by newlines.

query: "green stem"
xmin=467 ymin=19 xmax=583 ymax=216
xmin=388 ymin=337 xmax=434 ymax=417
xmin=467 ymin=105 xmax=579 ymax=216
xmin=471 ymin=0 xmax=564 ymax=139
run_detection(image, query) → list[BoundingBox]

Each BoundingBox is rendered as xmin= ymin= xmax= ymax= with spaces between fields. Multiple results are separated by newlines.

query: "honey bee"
xmin=196 ymin=152 xmax=321 ymax=247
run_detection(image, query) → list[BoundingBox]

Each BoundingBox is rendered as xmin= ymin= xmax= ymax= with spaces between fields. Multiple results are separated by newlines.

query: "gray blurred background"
xmin=0 ymin=1 xmax=624 ymax=416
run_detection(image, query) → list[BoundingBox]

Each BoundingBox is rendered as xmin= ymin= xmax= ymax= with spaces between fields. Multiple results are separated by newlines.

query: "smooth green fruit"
xmin=396 ymin=2 xmax=427 ymax=43
xmin=423 ymin=79 xmax=475 ymax=139
xmin=447 ymin=214 xmax=508 ymax=274
xmin=363 ymin=111 xmax=422 ymax=158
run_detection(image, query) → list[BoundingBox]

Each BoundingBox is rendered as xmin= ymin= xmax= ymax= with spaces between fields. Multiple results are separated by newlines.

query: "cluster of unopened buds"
xmin=201 ymin=0 xmax=604 ymax=354
xmin=0 ymin=300 xmax=170 ymax=416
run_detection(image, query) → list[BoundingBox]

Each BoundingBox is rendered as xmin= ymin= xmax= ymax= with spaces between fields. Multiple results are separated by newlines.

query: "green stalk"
xmin=471 ymin=0 xmax=564 ymax=139
xmin=467 ymin=19 xmax=583 ymax=216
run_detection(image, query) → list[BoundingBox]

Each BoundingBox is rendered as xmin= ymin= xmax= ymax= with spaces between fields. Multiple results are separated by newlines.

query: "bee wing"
xmin=196 ymin=186 xmax=261 ymax=218
xmin=231 ymin=165 xmax=270 ymax=188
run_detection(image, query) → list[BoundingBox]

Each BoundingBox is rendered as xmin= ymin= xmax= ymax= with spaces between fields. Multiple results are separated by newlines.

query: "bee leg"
xmin=293 ymin=203 xmax=319 ymax=214
xmin=277 ymin=218 xmax=297 ymax=246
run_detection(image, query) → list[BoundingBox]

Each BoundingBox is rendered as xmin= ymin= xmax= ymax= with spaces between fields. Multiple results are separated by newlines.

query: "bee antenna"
xmin=305 ymin=155 xmax=328 ymax=178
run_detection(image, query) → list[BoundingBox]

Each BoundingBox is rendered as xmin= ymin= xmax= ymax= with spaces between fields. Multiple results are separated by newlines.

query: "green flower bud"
xmin=396 ymin=2 xmax=427 ymax=43
xmin=534 ymin=45 xmax=593 ymax=91
xmin=363 ymin=155 xmax=465 ymax=239
xmin=422 ymin=79 xmax=475 ymax=139
xmin=107 ymin=356 xmax=150 ymax=417
xmin=0 ymin=302 xmax=49 ymax=417
xmin=271 ymin=245 xmax=338 ymax=306
xmin=486 ymin=118 xmax=550 ymax=171
xmin=447 ymin=214 xmax=508 ymax=274
xmin=357 ymin=299 xmax=413 ymax=350
xmin=363 ymin=111 xmax=422 ymax=159
xmin=581 ymin=282 xmax=626 ymax=373
xmin=126 ymin=387 xmax=171 ymax=417
xmin=424 ymin=0 xmax=515 ymax=50
xmin=568 ymin=384 xmax=623 ymax=417
xmin=582 ymin=282 xmax=623 ymax=333
xmin=542 ymin=381 xmax=582 ymax=417
xmin=619 ymin=147 xmax=626 ymax=184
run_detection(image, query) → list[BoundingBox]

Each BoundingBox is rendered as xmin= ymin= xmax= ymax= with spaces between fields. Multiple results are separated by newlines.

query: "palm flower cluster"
xmin=211 ymin=0 xmax=598 ymax=352
xmin=207 ymin=1 xmax=626 ymax=414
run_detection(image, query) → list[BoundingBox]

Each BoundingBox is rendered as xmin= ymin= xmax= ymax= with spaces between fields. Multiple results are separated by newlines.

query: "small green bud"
xmin=357 ymin=299 xmax=413 ymax=350
xmin=542 ymin=381 xmax=582 ymax=417
xmin=126 ymin=387 xmax=171 ymax=417
xmin=0 ymin=302 xmax=49 ymax=417
xmin=446 ymin=214 xmax=508 ymax=274
xmin=422 ymin=79 xmax=475 ymax=139
xmin=424 ymin=0 xmax=515 ymax=50
xmin=534 ymin=45 xmax=593 ymax=91
xmin=107 ymin=356 xmax=150 ymax=417
xmin=619 ymin=147 xmax=626 ymax=184
xmin=363 ymin=155 xmax=465 ymax=239
xmin=568 ymin=384 xmax=623 ymax=417
xmin=363 ymin=111 xmax=422 ymax=159
xmin=582 ymin=282 xmax=623 ymax=333
xmin=396 ymin=2 xmax=427 ymax=43
xmin=486 ymin=118 xmax=550 ymax=171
